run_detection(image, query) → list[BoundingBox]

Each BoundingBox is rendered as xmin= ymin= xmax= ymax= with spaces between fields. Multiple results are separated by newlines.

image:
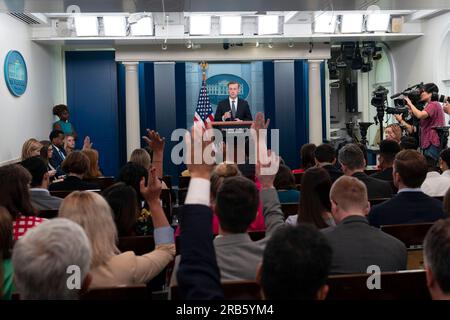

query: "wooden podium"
xmin=211 ymin=121 xmax=254 ymax=166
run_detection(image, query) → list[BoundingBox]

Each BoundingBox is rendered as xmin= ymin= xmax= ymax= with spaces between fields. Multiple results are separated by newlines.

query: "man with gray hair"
xmin=423 ymin=219 xmax=450 ymax=300
xmin=338 ymin=143 xmax=392 ymax=199
xmin=12 ymin=218 xmax=92 ymax=300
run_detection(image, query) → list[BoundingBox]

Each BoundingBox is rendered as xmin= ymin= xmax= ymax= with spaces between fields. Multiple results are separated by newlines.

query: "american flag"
xmin=194 ymin=80 xmax=214 ymax=127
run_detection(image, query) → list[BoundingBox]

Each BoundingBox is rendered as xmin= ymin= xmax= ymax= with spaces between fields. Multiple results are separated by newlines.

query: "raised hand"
xmin=143 ymin=129 xmax=165 ymax=155
xmin=256 ymin=149 xmax=280 ymax=189
xmin=394 ymin=114 xmax=403 ymax=123
xmin=185 ymin=122 xmax=215 ymax=180
xmin=82 ymin=136 xmax=92 ymax=150
xmin=140 ymin=167 xmax=162 ymax=205
xmin=443 ymin=102 xmax=450 ymax=115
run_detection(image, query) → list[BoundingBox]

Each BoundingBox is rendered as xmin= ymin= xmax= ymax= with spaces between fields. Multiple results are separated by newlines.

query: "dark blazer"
xmin=322 ymin=164 xmax=343 ymax=183
xmin=177 ymin=204 xmax=224 ymax=300
xmin=49 ymin=144 xmax=66 ymax=172
xmin=368 ymin=191 xmax=445 ymax=228
xmin=352 ymin=172 xmax=393 ymax=199
xmin=48 ymin=176 xmax=99 ymax=192
xmin=214 ymin=98 xmax=252 ymax=121
xmin=322 ymin=215 xmax=407 ymax=274
xmin=370 ymin=167 xmax=397 ymax=193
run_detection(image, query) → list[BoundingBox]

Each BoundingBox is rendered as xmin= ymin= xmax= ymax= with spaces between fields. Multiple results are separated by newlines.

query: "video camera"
xmin=390 ymin=83 xmax=426 ymax=110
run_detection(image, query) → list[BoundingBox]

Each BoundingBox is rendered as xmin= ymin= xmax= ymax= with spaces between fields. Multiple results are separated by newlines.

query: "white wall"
xmin=0 ymin=13 xmax=64 ymax=165
xmin=389 ymin=12 xmax=450 ymax=94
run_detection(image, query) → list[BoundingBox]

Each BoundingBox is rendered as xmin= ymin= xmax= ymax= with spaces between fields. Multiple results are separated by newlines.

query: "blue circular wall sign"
xmin=4 ymin=50 xmax=28 ymax=97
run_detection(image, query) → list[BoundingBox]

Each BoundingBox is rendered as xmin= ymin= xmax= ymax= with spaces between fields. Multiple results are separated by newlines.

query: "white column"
xmin=308 ymin=60 xmax=323 ymax=144
xmin=123 ymin=62 xmax=141 ymax=160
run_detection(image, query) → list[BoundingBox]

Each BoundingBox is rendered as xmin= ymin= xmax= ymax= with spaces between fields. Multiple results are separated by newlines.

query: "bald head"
xmin=330 ymin=176 xmax=369 ymax=222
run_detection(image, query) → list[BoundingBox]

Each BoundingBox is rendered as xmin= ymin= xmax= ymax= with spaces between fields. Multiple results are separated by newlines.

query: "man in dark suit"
xmin=214 ymin=81 xmax=252 ymax=121
xmin=338 ymin=144 xmax=393 ymax=199
xmin=49 ymin=129 xmax=66 ymax=173
xmin=20 ymin=156 xmax=62 ymax=210
xmin=323 ymin=176 xmax=407 ymax=274
xmin=314 ymin=143 xmax=343 ymax=182
xmin=370 ymin=139 xmax=400 ymax=183
xmin=368 ymin=150 xmax=445 ymax=228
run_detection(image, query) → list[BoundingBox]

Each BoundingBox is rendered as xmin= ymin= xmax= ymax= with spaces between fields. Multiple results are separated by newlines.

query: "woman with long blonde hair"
xmin=59 ymin=168 xmax=175 ymax=287
xmin=81 ymin=149 xmax=102 ymax=179
xmin=21 ymin=139 xmax=43 ymax=160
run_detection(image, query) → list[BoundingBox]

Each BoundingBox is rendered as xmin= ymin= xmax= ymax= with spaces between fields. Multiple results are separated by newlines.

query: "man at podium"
xmin=214 ymin=81 xmax=253 ymax=121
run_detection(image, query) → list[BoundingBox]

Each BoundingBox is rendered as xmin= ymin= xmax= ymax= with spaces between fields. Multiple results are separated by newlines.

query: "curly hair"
xmin=52 ymin=104 xmax=69 ymax=117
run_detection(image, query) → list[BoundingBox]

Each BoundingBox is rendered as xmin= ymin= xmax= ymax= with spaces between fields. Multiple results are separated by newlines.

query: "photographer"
xmin=404 ymin=83 xmax=445 ymax=161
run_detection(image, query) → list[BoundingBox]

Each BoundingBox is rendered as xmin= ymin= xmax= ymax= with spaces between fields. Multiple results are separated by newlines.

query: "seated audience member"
xmin=338 ymin=144 xmax=393 ymax=199
xmin=39 ymin=140 xmax=59 ymax=178
xmin=371 ymin=139 xmax=401 ymax=183
xmin=59 ymin=170 xmax=175 ymax=288
xmin=21 ymin=138 xmax=43 ymax=161
xmin=172 ymin=161 xmax=283 ymax=283
xmin=53 ymin=104 xmax=77 ymax=139
xmin=369 ymin=150 xmax=445 ymax=227
xmin=422 ymin=148 xmax=450 ymax=197
xmin=357 ymin=143 xmax=369 ymax=166
xmin=103 ymin=182 xmax=139 ymax=237
xmin=423 ymin=219 xmax=450 ymax=300
xmin=49 ymin=129 xmax=66 ymax=172
xmin=400 ymin=136 xmax=418 ymax=150
xmin=48 ymin=151 xmax=98 ymax=192
xmin=258 ymin=224 xmax=332 ymax=300
xmin=130 ymin=148 xmax=152 ymax=170
xmin=12 ymin=218 xmax=92 ymax=299
xmin=286 ymin=167 xmax=334 ymax=229
xmin=292 ymin=143 xmax=316 ymax=174
xmin=274 ymin=164 xmax=300 ymax=203
xmin=82 ymin=149 xmax=102 ymax=179
xmin=324 ymin=176 xmax=407 ymax=274
xmin=0 ymin=165 xmax=44 ymax=240
xmin=384 ymin=124 xmax=402 ymax=143
xmin=443 ymin=188 xmax=450 ymax=217
xmin=64 ymin=134 xmax=76 ymax=156
xmin=117 ymin=162 xmax=154 ymax=235
xmin=314 ymin=143 xmax=343 ymax=182
xmin=1 ymin=207 xmax=14 ymax=300
xmin=20 ymin=156 xmax=62 ymax=210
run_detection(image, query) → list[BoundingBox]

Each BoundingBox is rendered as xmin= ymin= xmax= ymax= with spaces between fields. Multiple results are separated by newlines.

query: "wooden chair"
xmin=84 ymin=176 xmax=115 ymax=190
xmin=326 ymin=270 xmax=430 ymax=300
xmin=281 ymin=202 xmax=299 ymax=219
xmin=118 ymin=235 xmax=155 ymax=255
xmin=381 ymin=222 xmax=434 ymax=270
xmin=82 ymin=285 xmax=150 ymax=300
xmin=160 ymin=189 xmax=172 ymax=222
xmin=170 ymin=280 xmax=261 ymax=300
xmin=178 ymin=188 xmax=188 ymax=206
xmin=162 ymin=175 xmax=172 ymax=189
xmin=294 ymin=173 xmax=304 ymax=185
xmin=178 ymin=176 xmax=191 ymax=189
xmin=38 ymin=209 xmax=58 ymax=219
xmin=50 ymin=189 xmax=101 ymax=199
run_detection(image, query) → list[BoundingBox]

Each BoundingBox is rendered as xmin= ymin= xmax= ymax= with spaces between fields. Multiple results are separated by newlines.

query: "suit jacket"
xmin=368 ymin=191 xmax=445 ymax=228
xmin=177 ymin=204 xmax=224 ymax=300
xmin=48 ymin=176 xmax=99 ymax=192
xmin=214 ymin=98 xmax=252 ymax=121
xmin=49 ymin=144 xmax=66 ymax=172
xmin=322 ymin=215 xmax=407 ymax=274
xmin=213 ymin=188 xmax=284 ymax=281
xmin=352 ymin=172 xmax=393 ymax=199
xmin=370 ymin=167 xmax=393 ymax=182
xmin=30 ymin=188 xmax=63 ymax=211
xmin=322 ymin=164 xmax=343 ymax=183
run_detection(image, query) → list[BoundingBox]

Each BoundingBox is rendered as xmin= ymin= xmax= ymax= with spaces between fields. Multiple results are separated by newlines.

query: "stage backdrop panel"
xmin=65 ymin=51 xmax=120 ymax=177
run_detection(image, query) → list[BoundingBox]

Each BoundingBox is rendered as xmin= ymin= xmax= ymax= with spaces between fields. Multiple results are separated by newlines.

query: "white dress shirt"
xmin=421 ymin=170 xmax=450 ymax=197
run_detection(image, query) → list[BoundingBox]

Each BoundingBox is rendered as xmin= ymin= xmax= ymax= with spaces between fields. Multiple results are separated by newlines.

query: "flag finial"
xmin=199 ymin=61 xmax=208 ymax=81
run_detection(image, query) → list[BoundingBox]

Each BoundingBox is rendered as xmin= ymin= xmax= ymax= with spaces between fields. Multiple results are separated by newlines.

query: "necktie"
xmin=231 ymin=100 xmax=236 ymax=118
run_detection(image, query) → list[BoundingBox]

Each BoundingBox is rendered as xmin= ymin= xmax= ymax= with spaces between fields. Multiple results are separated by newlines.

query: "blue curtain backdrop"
xmin=65 ymin=51 xmax=120 ymax=176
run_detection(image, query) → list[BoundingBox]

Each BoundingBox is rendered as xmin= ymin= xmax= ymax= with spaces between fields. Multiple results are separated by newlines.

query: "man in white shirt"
xmin=422 ymin=148 xmax=450 ymax=197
